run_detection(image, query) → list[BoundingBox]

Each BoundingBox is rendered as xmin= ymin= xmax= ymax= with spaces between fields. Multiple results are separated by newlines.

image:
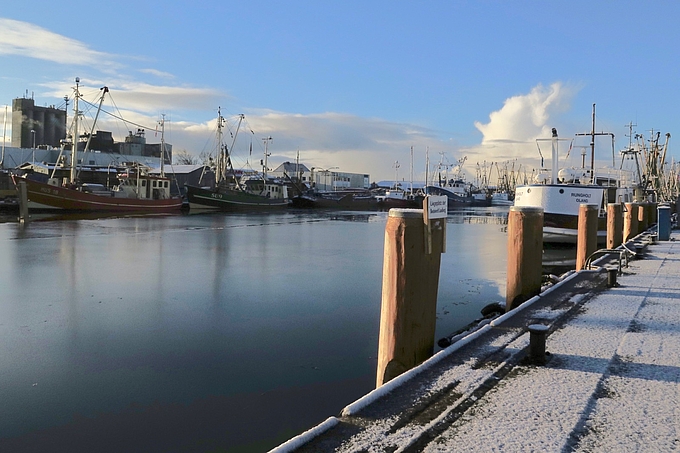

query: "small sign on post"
xmin=423 ymin=195 xmax=447 ymax=254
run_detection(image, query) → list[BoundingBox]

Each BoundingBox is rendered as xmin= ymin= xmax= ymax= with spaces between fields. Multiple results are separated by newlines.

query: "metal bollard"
xmin=528 ymin=324 xmax=549 ymax=365
xmin=607 ymin=267 xmax=618 ymax=287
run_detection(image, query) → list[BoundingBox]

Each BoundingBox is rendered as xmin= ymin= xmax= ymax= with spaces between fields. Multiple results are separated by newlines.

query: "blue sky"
xmin=1 ymin=1 xmax=678 ymax=182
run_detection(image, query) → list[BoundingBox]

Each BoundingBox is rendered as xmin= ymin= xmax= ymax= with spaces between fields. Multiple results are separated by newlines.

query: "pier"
xmin=272 ymin=227 xmax=680 ymax=451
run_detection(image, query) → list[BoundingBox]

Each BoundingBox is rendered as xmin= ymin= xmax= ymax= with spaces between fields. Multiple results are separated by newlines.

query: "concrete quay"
xmin=272 ymin=230 xmax=680 ymax=452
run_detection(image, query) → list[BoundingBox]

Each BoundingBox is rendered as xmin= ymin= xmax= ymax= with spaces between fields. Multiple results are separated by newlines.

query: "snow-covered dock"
xmin=272 ymin=230 xmax=680 ymax=452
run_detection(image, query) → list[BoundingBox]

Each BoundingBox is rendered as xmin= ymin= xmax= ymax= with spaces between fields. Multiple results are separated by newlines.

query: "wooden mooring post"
xmin=576 ymin=204 xmax=598 ymax=271
xmin=376 ymin=197 xmax=446 ymax=387
xmin=638 ymin=202 xmax=649 ymax=234
xmin=623 ymin=202 xmax=638 ymax=242
xmin=506 ymin=206 xmax=543 ymax=311
xmin=606 ymin=203 xmax=623 ymax=250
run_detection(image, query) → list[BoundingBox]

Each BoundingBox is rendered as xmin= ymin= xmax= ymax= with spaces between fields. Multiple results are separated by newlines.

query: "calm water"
xmin=0 ymin=207 xmax=510 ymax=452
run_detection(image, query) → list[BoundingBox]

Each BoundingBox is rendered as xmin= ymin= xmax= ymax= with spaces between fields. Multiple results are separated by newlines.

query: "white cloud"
xmin=465 ymin=82 xmax=580 ymax=174
xmin=474 ymin=82 xmax=574 ymax=144
xmin=139 ymin=68 xmax=175 ymax=79
xmin=0 ymin=18 xmax=114 ymax=67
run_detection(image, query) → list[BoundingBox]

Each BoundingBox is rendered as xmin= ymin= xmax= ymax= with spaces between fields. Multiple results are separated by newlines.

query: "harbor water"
xmin=0 ymin=207 xmax=511 ymax=452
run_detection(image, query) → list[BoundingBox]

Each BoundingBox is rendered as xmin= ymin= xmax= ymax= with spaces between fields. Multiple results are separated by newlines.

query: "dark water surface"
xmin=0 ymin=207 xmax=510 ymax=452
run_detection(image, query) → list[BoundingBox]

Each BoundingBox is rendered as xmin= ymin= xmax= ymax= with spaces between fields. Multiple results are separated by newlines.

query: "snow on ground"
xmin=273 ymin=233 xmax=680 ymax=452
xmin=424 ymin=237 xmax=680 ymax=452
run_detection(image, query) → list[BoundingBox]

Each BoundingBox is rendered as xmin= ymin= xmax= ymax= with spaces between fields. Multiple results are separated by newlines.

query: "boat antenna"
xmin=159 ymin=114 xmax=166 ymax=178
xmin=70 ymin=77 xmax=81 ymax=184
xmin=1 ymin=104 xmax=6 ymax=168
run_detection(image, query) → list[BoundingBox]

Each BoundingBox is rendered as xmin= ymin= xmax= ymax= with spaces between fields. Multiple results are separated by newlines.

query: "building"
xmin=270 ymin=162 xmax=311 ymax=183
xmin=310 ymin=168 xmax=370 ymax=191
xmin=10 ymin=96 xmax=171 ymax=160
xmin=11 ymin=97 xmax=67 ymax=149
xmin=269 ymin=162 xmax=370 ymax=191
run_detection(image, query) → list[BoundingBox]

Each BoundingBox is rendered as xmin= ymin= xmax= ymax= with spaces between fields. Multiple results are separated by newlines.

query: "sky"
xmin=1 ymin=1 xmax=679 ymax=183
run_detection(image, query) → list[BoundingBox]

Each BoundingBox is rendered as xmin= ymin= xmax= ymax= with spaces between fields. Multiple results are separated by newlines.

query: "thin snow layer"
xmin=423 ymin=238 xmax=680 ymax=452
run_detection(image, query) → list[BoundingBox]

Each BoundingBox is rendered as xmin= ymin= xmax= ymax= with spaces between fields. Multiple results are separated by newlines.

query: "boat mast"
xmin=551 ymin=127 xmax=559 ymax=184
xmin=70 ymin=77 xmax=81 ymax=184
xmin=76 ymin=86 xmax=109 ymax=181
xmin=159 ymin=114 xmax=166 ymax=178
xmin=216 ymin=107 xmax=225 ymax=183
xmin=590 ymin=103 xmax=595 ymax=172
xmin=262 ymin=136 xmax=272 ymax=179
xmin=409 ymin=146 xmax=414 ymax=195
xmin=1 ymin=105 xmax=6 ymax=169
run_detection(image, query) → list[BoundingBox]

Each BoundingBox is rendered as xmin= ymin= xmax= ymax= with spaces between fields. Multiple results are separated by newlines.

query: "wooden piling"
xmin=638 ymin=202 xmax=649 ymax=233
xmin=606 ymin=203 xmax=623 ymax=250
xmin=376 ymin=208 xmax=444 ymax=387
xmin=506 ymin=206 xmax=543 ymax=311
xmin=576 ymin=204 xmax=598 ymax=271
xmin=623 ymin=202 xmax=638 ymax=242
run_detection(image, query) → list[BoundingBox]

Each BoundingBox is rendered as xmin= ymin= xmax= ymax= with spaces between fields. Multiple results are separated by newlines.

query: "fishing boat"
xmin=513 ymin=105 xmax=640 ymax=243
xmin=185 ymin=110 xmax=289 ymax=210
xmin=12 ymin=78 xmax=183 ymax=213
xmin=425 ymin=157 xmax=474 ymax=209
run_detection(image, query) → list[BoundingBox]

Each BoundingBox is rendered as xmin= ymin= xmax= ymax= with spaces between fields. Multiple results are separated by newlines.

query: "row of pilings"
xmin=376 ymin=202 xmax=672 ymax=387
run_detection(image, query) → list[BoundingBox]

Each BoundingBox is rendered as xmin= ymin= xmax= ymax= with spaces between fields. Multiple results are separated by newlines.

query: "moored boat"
xmin=513 ymin=105 xmax=640 ymax=243
xmin=12 ymin=79 xmax=183 ymax=214
xmin=185 ymin=110 xmax=289 ymax=211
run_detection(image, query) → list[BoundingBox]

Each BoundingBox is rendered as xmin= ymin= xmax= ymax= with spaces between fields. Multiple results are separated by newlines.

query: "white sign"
xmin=426 ymin=195 xmax=448 ymax=220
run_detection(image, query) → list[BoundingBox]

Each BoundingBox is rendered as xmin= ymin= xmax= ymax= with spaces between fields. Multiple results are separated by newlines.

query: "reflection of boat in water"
xmin=289 ymin=190 xmax=378 ymax=210
xmin=185 ymin=110 xmax=289 ymax=211
xmin=513 ymin=105 xmax=639 ymax=244
xmin=12 ymin=79 xmax=183 ymax=214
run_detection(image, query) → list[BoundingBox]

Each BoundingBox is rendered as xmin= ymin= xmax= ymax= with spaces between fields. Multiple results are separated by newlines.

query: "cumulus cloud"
xmin=475 ymin=82 xmax=574 ymax=144
xmin=466 ymin=82 xmax=579 ymax=169
xmin=0 ymin=18 xmax=114 ymax=67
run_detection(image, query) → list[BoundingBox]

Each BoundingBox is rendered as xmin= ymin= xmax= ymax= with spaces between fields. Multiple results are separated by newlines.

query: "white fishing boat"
xmin=513 ymin=105 xmax=640 ymax=243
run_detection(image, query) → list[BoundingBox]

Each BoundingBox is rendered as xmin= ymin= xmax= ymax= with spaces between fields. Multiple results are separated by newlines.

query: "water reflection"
xmin=0 ymin=208 xmax=515 ymax=452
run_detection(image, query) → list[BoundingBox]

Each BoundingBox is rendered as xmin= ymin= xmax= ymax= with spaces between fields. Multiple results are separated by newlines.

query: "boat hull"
xmin=15 ymin=176 xmax=183 ymax=213
xmin=425 ymin=185 xmax=472 ymax=209
xmin=514 ymin=183 xmax=629 ymax=243
xmin=186 ymin=184 xmax=288 ymax=211
xmin=289 ymin=192 xmax=379 ymax=210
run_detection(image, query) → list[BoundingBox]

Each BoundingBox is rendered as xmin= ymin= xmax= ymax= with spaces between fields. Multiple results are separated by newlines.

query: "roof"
xmin=148 ymin=164 xmax=208 ymax=175
xmin=272 ymin=162 xmax=311 ymax=173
